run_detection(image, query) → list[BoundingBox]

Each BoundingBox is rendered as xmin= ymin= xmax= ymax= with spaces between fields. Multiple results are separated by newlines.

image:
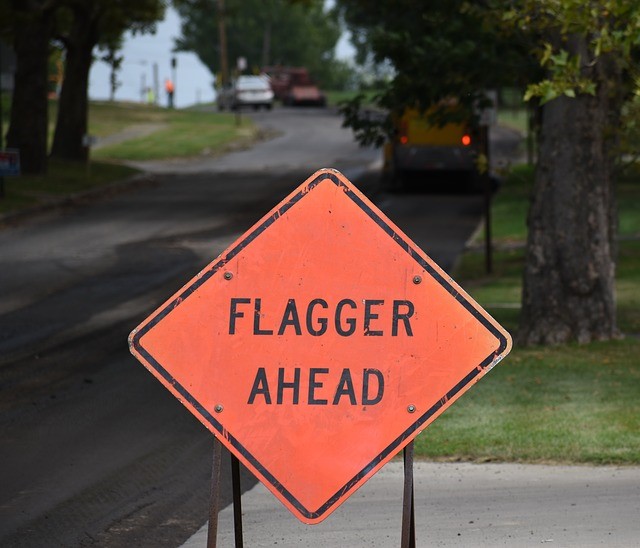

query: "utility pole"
xmin=171 ymin=56 xmax=177 ymax=106
xmin=153 ymin=62 xmax=159 ymax=105
xmin=217 ymin=0 xmax=229 ymax=87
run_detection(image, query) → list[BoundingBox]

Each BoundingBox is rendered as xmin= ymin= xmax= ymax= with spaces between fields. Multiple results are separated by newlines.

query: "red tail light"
xmin=399 ymin=119 xmax=408 ymax=144
xmin=461 ymin=134 xmax=471 ymax=146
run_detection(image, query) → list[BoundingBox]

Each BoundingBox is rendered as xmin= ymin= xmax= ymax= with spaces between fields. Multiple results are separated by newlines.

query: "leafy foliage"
xmin=337 ymin=0 xmax=640 ymax=136
xmin=498 ymin=0 xmax=640 ymax=104
xmin=335 ymin=0 xmax=538 ymax=143
xmin=173 ymin=0 xmax=344 ymax=88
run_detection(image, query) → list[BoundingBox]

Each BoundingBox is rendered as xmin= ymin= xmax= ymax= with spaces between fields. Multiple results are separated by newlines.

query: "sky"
xmin=89 ymin=6 xmax=354 ymax=109
xmin=89 ymin=8 xmax=212 ymax=108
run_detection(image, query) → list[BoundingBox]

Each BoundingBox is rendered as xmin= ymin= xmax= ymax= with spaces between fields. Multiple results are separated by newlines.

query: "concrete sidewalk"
xmin=181 ymin=460 xmax=640 ymax=547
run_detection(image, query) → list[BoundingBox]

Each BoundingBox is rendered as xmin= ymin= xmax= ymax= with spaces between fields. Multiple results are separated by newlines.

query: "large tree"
xmin=50 ymin=0 xmax=163 ymax=162
xmin=1 ymin=0 xmax=163 ymax=169
xmin=1 ymin=0 xmax=60 ymax=174
xmin=174 ymin=0 xmax=342 ymax=88
xmin=337 ymin=0 xmax=640 ymax=345
xmin=501 ymin=1 xmax=639 ymax=344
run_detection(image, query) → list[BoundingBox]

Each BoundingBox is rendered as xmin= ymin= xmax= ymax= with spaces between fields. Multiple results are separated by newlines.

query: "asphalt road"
xmin=0 ymin=106 xmax=498 ymax=546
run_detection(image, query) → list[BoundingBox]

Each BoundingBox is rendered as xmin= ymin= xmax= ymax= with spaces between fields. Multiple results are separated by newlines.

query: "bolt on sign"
xmin=129 ymin=168 xmax=511 ymax=524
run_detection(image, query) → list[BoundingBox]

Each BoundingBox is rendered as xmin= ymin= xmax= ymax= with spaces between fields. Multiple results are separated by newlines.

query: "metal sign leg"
xmin=207 ymin=438 xmax=223 ymax=548
xmin=231 ymin=454 xmax=244 ymax=547
xmin=401 ymin=441 xmax=416 ymax=548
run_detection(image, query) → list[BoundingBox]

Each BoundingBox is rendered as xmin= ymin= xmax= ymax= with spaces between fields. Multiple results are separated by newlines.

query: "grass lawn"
xmin=324 ymin=89 xmax=380 ymax=107
xmin=90 ymin=101 xmax=257 ymax=161
xmin=413 ymin=164 xmax=640 ymax=465
xmin=416 ymin=338 xmax=640 ymax=464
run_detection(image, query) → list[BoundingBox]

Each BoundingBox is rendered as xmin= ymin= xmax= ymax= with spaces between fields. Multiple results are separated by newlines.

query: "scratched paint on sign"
xmin=129 ymin=168 xmax=511 ymax=523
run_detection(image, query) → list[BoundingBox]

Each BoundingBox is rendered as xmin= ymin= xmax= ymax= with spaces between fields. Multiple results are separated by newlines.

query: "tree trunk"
xmin=50 ymin=6 xmax=99 ymax=162
xmin=518 ymin=62 xmax=620 ymax=345
xmin=6 ymin=4 xmax=54 ymax=174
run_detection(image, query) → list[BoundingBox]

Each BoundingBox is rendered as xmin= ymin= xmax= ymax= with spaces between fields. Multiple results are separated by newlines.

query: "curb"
xmin=0 ymin=171 xmax=158 ymax=229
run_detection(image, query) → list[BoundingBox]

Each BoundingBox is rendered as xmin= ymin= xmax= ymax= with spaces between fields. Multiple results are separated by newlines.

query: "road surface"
xmin=0 ymin=106 xmax=496 ymax=546
xmin=184 ymin=461 xmax=640 ymax=547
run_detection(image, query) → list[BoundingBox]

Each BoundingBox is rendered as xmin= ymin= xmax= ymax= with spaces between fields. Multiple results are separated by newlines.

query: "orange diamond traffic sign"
xmin=129 ymin=168 xmax=511 ymax=524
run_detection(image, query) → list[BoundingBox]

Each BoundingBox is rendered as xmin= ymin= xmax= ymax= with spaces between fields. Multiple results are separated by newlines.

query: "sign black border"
xmin=130 ymin=171 xmax=510 ymax=521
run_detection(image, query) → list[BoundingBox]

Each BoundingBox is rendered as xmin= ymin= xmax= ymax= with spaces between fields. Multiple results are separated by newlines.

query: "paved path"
xmin=182 ymin=461 xmax=640 ymax=547
xmin=93 ymin=122 xmax=169 ymax=149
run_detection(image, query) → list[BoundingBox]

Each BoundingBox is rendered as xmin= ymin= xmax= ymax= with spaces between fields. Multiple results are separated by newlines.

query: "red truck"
xmin=262 ymin=66 xmax=326 ymax=107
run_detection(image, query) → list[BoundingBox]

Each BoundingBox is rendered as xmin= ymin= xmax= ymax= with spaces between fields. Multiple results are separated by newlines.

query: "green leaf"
xmin=541 ymin=85 xmax=558 ymax=105
xmin=523 ymin=88 xmax=535 ymax=102
xmin=540 ymin=42 xmax=553 ymax=66
xmin=554 ymin=50 xmax=570 ymax=67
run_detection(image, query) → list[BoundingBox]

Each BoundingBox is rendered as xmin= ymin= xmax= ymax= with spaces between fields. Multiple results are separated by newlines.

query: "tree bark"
xmin=50 ymin=4 xmax=100 ymax=162
xmin=6 ymin=2 xmax=55 ymax=174
xmin=518 ymin=50 xmax=621 ymax=345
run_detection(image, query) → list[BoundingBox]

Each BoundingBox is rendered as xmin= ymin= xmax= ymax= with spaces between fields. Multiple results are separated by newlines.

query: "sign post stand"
xmin=207 ymin=445 xmax=244 ymax=548
xmin=207 ymin=440 xmax=223 ymax=548
xmin=231 ymin=454 xmax=244 ymax=546
xmin=401 ymin=441 xmax=417 ymax=548
xmin=207 ymin=441 xmax=418 ymax=547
